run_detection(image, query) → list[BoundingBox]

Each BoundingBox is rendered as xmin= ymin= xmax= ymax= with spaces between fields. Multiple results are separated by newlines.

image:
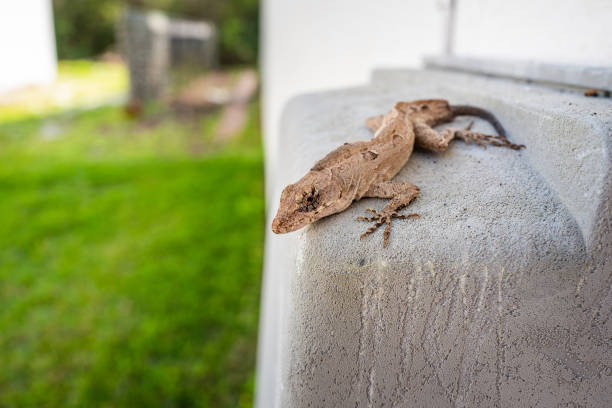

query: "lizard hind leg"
xmin=357 ymin=181 xmax=420 ymax=248
xmin=414 ymin=120 xmax=525 ymax=152
xmin=365 ymin=114 xmax=384 ymax=132
xmin=449 ymin=123 xmax=525 ymax=150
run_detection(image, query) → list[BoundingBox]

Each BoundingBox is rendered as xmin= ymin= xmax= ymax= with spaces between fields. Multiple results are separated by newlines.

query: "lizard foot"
xmin=456 ymin=122 xmax=524 ymax=150
xmin=358 ymin=208 xmax=419 ymax=248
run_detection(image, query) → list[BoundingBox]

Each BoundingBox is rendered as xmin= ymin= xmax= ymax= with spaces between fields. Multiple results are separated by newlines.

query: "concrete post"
xmin=118 ymin=7 xmax=170 ymax=102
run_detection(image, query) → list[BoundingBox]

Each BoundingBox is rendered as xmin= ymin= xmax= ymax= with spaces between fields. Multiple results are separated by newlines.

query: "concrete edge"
xmin=424 ymin=55 xmax=612 ymax=91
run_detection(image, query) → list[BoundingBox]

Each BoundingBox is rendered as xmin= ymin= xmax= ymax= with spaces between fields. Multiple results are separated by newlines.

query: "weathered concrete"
xmin=256 ymin=69 xmax=612 ymax=407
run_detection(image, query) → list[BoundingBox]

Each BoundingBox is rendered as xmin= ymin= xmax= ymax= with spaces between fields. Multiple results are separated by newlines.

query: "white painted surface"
xmin=453 ymin=0 xmax=612 ymax=66
xmin=261 ymin=0 xmax=448 ymax=200
xmin=0 ymin=0 xmax=57 ymax=93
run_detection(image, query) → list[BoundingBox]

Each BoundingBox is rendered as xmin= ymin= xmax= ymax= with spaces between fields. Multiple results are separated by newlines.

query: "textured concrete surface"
xmin=256 ymin=69 xmax=612 ymax=407
xmin=425 ymin=55 xmax=612 ymax=91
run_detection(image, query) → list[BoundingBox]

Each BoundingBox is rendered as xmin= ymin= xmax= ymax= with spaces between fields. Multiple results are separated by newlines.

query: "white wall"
xmin=261 ymin=0 xmax=448 ymax=198
xmin=0 ymin=0 xmax=57 ymax=93
xmin=453 ymin=0 xmax=612 ymax=66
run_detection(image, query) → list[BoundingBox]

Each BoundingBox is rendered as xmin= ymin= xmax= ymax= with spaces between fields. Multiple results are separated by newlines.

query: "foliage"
xmin=0 ymin=95 xmax=264 ymax=406
xmin=53 ymin=0 xmax=121 ymax=59
xmin=53 ymin=0 xmax=259 ymax=64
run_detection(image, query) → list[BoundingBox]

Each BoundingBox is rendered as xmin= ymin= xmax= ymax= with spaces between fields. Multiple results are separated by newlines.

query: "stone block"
xmin=257 ymin=69 xmax=612 ymax=407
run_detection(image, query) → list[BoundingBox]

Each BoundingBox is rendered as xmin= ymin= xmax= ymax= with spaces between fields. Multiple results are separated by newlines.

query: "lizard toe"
xmin=359 ymin=209 xmax=420 ymax=247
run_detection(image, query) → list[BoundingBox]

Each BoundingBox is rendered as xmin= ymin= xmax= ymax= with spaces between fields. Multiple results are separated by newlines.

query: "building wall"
xmin=454 ymin=0 xmax=612 ymax=66
xmin=0 ymin=0 xmax=57 ymax=93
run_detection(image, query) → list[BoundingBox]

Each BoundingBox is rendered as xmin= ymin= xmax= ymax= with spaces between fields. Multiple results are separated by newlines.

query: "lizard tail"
xmin=450 ymin=105 xmax=507 ymax=139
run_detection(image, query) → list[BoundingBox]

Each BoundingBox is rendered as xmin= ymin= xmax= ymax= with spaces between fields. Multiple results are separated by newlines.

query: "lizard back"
xmin=311 ymin=106 xmax=416 ymax=201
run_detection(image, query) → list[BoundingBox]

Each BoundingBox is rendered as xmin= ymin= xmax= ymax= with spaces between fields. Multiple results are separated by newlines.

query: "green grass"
xmin=0 ymin=100 xmax=264 ymax=407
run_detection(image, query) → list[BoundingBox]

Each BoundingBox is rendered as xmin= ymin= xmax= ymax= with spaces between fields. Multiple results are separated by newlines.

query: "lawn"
xmin=0 ymin=66 xmax=264 ymax=407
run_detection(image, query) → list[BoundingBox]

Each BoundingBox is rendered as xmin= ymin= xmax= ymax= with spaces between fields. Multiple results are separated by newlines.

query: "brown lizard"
xmin=271 ymin=99 xmax=524 ymax=247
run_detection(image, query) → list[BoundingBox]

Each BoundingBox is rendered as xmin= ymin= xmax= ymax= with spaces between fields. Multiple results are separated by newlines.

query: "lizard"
xmin=271 ymin=99 xmax=524 ymax=247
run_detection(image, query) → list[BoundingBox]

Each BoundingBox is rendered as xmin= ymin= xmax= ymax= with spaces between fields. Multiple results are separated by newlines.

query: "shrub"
xmin=52 ymin=0 xmax=259 ymax=64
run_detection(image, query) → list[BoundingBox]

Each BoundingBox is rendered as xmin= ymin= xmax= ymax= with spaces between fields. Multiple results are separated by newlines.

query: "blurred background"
xmin=0 ymin=1 xmax=261 ymax=407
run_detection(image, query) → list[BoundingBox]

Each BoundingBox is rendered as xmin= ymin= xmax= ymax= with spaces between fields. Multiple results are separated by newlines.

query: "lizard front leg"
xmin=365 ymin=114 xmax=384 ymax=132
xmin=414 ymin=121 xmax=524 ymax=152
xmin=358 ymin=181 xmax=420 ymax=248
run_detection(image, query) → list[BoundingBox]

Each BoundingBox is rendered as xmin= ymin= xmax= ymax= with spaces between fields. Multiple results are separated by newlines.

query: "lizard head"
xmin=272 ymin=170 xmax=343 ymax=234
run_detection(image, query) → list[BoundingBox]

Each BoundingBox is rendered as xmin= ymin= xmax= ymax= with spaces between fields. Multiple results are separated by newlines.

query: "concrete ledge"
xmin=370 ymin=69 xmax=611 ymax=246
xmin=256 ymin=69 xmax=612 ymax=407
xmin=425 ymin=55 xmax=612 ymax=91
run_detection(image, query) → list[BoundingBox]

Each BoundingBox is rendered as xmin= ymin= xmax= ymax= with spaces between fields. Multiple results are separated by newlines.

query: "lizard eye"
xmin=297 ymin=186 xmax=320 ymax=212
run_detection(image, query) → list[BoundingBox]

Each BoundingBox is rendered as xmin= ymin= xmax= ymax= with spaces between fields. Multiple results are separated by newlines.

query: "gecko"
xmin=271 ymin=99 xmax=524 ymax=247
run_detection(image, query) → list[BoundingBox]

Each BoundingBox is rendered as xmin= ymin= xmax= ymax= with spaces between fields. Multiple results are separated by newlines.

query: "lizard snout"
xmin=271 ymin=211 xmax=290 ymax=234
xmin=271 ymin=184 xmax=302 ymax=234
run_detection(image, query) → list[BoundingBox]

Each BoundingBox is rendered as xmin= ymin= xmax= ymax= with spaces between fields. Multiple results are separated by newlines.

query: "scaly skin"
xmin=271 ymin=99 xmax=524 ymax=247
